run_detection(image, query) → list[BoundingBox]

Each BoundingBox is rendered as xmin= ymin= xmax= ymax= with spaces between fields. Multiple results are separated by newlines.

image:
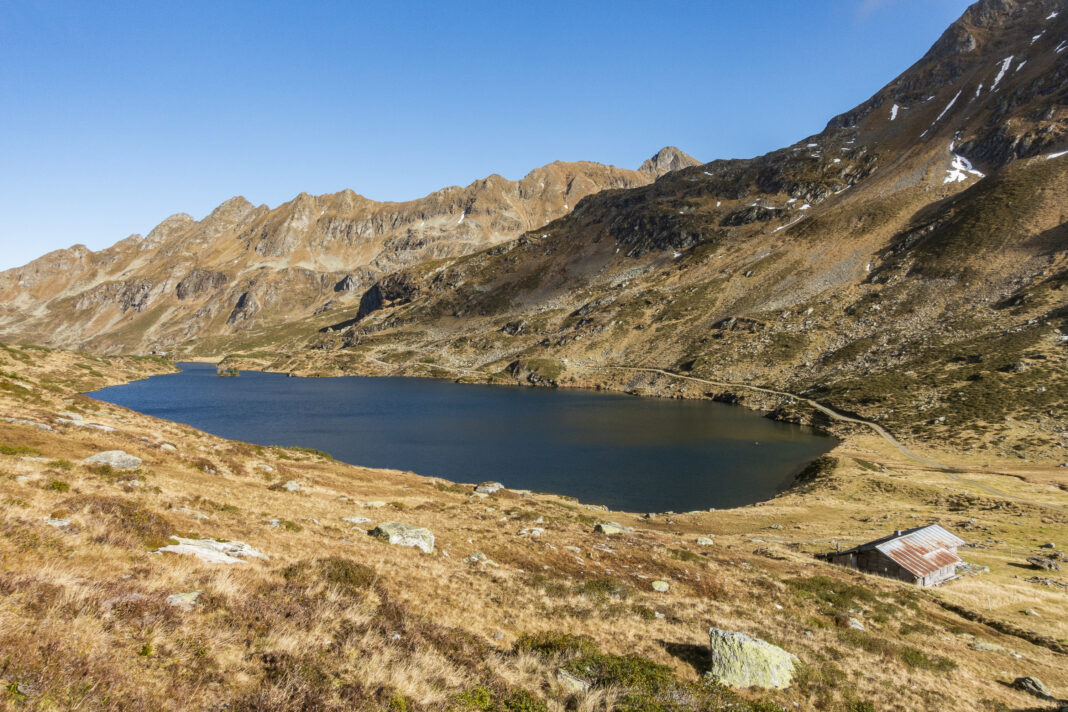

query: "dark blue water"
xmin=90 ymin=362 xmax=834 ymax=512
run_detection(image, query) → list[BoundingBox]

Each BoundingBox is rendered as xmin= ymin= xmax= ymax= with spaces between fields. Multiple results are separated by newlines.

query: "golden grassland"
xmin=0 ymin=345 xmax=1066 ymax=711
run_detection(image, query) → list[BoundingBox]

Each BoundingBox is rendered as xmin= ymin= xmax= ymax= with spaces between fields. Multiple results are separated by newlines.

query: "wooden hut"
xmin=827 ymin=524 xmax=965 ymax=587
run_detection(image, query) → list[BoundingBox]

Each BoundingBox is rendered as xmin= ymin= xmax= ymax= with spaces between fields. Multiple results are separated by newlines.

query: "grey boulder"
xmin=370 ymin=522 xmax=435 ymax=554
xmin=83 ymin=450 xmax=142 ymax=470
xmin=705 ymin=627 xmax=799 ymax=689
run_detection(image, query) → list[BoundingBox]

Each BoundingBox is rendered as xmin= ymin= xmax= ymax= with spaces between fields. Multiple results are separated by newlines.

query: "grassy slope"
xmin=1 ymin=347 xmax=1066 ymax=711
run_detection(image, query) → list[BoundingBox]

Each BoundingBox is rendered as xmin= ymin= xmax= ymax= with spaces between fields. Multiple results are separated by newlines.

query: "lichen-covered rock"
xmin=83 ymin=450 xmax=142 ymax=470
xmin=652 ymin=580 xmax=670 ymax=592
xmin=594 ymin=521 xmax=625 ymax=535
xmin=706 ymin=627 xmax=799 ymax=689
xmin=370 ymin=522 xmax=434 ymax=553
xmin=697 ymin=536 xmax=715 ymax=546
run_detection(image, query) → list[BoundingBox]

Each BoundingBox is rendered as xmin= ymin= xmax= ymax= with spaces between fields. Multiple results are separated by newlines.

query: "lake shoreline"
xmin=89 ymin=361 xmax=836 ymax=513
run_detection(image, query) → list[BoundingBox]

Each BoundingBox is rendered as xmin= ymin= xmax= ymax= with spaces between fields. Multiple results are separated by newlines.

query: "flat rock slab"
xmin=83 ymin=450 xmax=142 ymax=470
xmin=156 ymin=537 xmax=268 ymax=565
xmin=370 ymin=522 xmax=434 ymax=553
xmin=706 ymin=627 xmax=799 ymax=690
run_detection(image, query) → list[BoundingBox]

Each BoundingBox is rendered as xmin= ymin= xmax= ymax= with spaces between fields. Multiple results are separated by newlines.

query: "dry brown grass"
xmin=0 ymin=345 xmax=1065 ymax=710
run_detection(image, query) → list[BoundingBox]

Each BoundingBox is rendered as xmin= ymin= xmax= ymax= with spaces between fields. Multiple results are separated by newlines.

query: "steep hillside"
xmin=1 ymin=346 xmax=1067 ymax=712
xmin=0 ymin=148 xmax=697 ymax=353
xmin=226 ymin=0 xmax=1068 ymax=459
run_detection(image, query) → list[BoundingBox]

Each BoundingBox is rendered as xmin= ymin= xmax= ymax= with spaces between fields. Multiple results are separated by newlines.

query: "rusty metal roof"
xmin=872 ymin=525 xmax=965 ymax=578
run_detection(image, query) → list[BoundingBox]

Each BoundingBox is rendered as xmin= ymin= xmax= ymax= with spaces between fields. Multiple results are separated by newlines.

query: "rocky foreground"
xmin=1 ymin=346 xmax=1066 ymax=711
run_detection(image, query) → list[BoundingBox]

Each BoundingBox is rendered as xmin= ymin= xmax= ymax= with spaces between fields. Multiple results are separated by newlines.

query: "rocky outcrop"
xmin=176 ymin=270 xmax=229 ymax=300
xmin=705 ymin=627 xmax=799 ymax=689
xmin=369 ymin=522 xmax=435 ymax=553
xmin=83 ymin=450 xmax=142 ymax=470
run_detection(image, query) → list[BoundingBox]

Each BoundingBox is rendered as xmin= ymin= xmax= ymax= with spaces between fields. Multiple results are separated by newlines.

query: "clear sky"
xmin=0 ymin=0 xmax=975 ymax=270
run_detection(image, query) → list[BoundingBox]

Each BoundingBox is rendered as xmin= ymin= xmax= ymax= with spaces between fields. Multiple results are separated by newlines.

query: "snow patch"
xmin=456 ymin=212 xmax=465 ymax=224
xmin=1046 ymin=150 xmax=1068 ymax=160
xmin=934 ymin=90 xmax=962 ymax=123
xmin=890 ymin=104 xmax=899 ymax=121
xmin=833 ymin=158 xmax=841 ymax=163
xmin=799 ymin=204 xmax=811 ymax=210
xmin=773 ymin=216 xmax=805 ymax=233
xmin=1031 ymin=33 xmax=1043 ymax=44
xmin=974 ymin=83 xmax=983 ymax=98
xmin=1016 ymin=60 xmax=1027 ymax=72
xmin=1048 ymin=11 xmax=1059 ymax=19
xmin=991 ymin=56 xmax=1013 ymax=91
xmin=944 ymin=147 xmax=985 ymax=184
xmin=1056 ymin=40 xmax=1067 ymax=53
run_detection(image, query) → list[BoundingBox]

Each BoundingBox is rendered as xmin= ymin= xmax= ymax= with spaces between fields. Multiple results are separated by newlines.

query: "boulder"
xmin=475 ymin=481 xmax=503 ymax=494
xmin=1012 ymin=676 xmax=1052 ymax=699
xmin=83 ymin=450 xmax=142 ymax=470
xmin=343 ymin=516 xmax=372 ymax=525
xmin=370 ymin=522 xmax=434 ymax=554
xmin=281 ymin=480 xmax=301 ymax=492
xmin=652 ymin=580 xmax=670 ymax=592
xmin=697 ymin=536 xmax=715 ymax=546
xmin=705 ymin=627 xmax=799 ymax=690
xmin=595 ymin=521 xmax=625 ymax=535
xmin=1026 ymin=556 xmax=1060 ymax=571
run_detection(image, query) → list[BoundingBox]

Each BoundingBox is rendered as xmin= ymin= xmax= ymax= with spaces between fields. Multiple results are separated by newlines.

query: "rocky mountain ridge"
xmin=0 ymin=149 xmax=698 ymax=353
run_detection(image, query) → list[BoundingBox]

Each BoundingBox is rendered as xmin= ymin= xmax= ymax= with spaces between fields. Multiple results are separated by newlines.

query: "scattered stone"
xmin=1026 ymin=556 xmax=1060 ymax=571
xmin=557 ymin=668 xmax=591 ymax=694
xmin=15 ymin=475 xmax=29 ymax=485
xmin=281 ymin=480 xmax=300 ymax=492
xmin=166 ymin=591 xmax=201 ymax=610
xmin=594 ymin=522 xmax=625 ymax=535
xmin=1039 ymin=542 xmax=1056 ymax=549
xmin=767 ymin=524 xmax=782 ymax=530
xmin=255 ymin=463 xmax=273 ymax=473
xmin=343 ymin=516 xmax=372 ymax=525
xmin=266 ymin=519 xmax=280 ymax=528
xmin=155 ymin=537 xmax=268 ymax=564
xmin=697 ymin=536 xmax=715 ymax=546
xmin=475 ymin=481 xmax=503 ymax=494
xmin=705 ymin=627 xmax=799 ymax=690
xmin=362 ymin=501 xmax=387 ymax=508
xmin=83 ymin=450 xmax=142 ymax=470
xmin=174 ymin=507 xmax=210 ymax=520
xmin=1024 ymin=608 xmax=1040 ymax=617
xmin=564 ymin=545 xmax=582 ymax=554
xmin=369 ymin=522 xmax=434 ymax=554
xmin=1012 ymin=676 xmax=1051 ymax=699
xmin=1027 ymin=576 xmax=1068 ymax=589
xmin=1 ymin=416 xmax=54 ymax=432
xmin=45 ymin=517 xmax=71 ymax=528
xmin=518 ymin=527 xmax=544 ymax=538
xmin=651 ymin=580 xmax=670 ymax=593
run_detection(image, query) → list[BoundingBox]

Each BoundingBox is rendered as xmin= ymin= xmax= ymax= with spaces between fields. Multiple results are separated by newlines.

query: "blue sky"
xmin=0 ymin=0 xmax=974 ymax=270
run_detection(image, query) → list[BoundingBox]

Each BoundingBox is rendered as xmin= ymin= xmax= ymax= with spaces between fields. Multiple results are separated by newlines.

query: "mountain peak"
xmin=639 ymin=146 xmax=700 ymax=177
